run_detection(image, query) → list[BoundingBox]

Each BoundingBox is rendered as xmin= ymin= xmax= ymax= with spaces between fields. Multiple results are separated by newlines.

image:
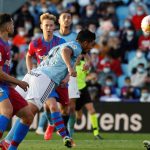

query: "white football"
xmin=141 ymin=15 xmax=150 ymax=33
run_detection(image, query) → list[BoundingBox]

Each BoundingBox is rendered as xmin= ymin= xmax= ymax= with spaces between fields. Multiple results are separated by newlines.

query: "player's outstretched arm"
xmin=26 ymin=52 xmax=33 ymax=72
xmin=0 ymin=66 xmax=29 ymax=91
xmin=61 ymin=47 xmax=76 ymax=77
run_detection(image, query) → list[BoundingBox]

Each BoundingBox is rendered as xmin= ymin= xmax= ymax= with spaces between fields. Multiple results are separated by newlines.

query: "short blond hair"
xmin=40 ymin=13 xmax=56 ymax=23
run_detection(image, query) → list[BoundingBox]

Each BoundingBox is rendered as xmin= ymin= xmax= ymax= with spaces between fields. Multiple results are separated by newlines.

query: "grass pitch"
xmin=4 ymin=132 xmax=150 ymax=150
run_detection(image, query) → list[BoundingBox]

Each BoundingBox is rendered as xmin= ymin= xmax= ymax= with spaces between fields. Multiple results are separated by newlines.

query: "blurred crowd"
xmin=8 ymin=0 xmax=150 ymax=102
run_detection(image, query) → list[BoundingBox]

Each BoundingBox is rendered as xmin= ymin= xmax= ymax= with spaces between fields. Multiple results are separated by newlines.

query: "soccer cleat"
xmin=35 ymin=127 xmax=44 ymax=135
xmin=63 ymin=136 xmax=72 ymax=148
xmin=70 ymin=138 xmax=76 ymax=147
xmin=94 ymin=134 xmax=103 ymax=140
xmin=0 ymin=140 xmax=10 ymax=150
xmin=143 ymin=140 xmax=150 ymax=150
xmin=44 ymin=125 xmax=55 ymax=140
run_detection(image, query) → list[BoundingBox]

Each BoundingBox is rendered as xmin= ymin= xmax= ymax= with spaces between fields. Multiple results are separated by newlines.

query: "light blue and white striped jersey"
xmin=36 ymin=41 xmax=82 ymax=85
xmin=54 ymin=30 xmax=77 ymax=42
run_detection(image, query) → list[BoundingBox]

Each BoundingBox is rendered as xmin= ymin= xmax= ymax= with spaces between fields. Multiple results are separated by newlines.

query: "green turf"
xmin=4 ymin=132 xmax=150 ymax=150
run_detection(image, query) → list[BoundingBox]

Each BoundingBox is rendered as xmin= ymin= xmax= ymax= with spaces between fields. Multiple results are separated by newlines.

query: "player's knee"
xmin=1 ymin=107 xmax=13 ymax=118
xmin=69 ymin=105 xmax=75 ymax=114
xmin=88 ymin=107 xmax=96 ymax=114
xmin=21 ymin=112 xmax=34 ymax=125
xmin=86 ymin=104 xmax=96 ymax=114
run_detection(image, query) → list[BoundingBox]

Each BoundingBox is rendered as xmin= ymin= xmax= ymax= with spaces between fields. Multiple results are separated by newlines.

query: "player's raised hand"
xmin=82 ymin=63 xmax=90 ymax=71
xmin=18 ymin=81 xmax=29 ymax=92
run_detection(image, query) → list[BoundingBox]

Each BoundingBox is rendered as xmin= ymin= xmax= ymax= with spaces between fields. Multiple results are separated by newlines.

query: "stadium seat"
xmin=127 ymin=51 xmax=136 ymax=62
xmin=116 ymin=88 xmax=121 ymax=97
xmin=116 ymin=6 xmax=129 ymax=28
xmin=118 ymin=75 xmax=127 ymax=88
xmin=121 ymin=64 xmax=129 ymax=75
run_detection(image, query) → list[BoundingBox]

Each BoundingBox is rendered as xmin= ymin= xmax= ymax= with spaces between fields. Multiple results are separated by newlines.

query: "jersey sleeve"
xmin=28 ymin=41 xmax=35 ymax=56
xmin=0 ymin=45 xmax=5 ymax=66
xmin=66 ymin=43 xmax=81 ymax=57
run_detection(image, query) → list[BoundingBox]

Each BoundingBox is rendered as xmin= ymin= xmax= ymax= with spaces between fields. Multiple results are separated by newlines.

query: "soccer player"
xmin=73 ymin=55 xmax=103 ymax=139
xmin=26 ymin=13 xmax=66 ymax=137
xmin=3 ymin=29 xmax=96 ymax=149
xmin=0 ymin=13 xmax=35 ymax=150
xmin=44 ymin=10 xmax=78 ymax=141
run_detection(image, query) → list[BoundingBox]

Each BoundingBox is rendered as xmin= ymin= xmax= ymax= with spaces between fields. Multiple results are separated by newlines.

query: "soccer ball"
xmin=141 ymin=15 xmax=150 ymax=33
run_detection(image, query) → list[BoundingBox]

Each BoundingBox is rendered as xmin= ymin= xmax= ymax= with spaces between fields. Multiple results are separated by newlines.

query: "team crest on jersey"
xmin=70 ymin=44 xmax=77 ymax=49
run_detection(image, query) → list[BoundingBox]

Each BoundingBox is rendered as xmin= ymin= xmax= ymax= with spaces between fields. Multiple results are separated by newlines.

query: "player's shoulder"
xmin=66 ymin=41 xmax=79 ymax=49
xmin=53 ymin=35 xmax=66 ymax=43
xmin=0 ymin=40 xmax=6 ymax=51
xmin=70 ymin=31 xmax=77 ymax=36
xmin=30 ymin=37 xmax=42 ymax=48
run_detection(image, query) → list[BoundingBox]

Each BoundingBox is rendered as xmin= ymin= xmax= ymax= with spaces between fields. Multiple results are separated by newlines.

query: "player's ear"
xmin=4 ymin=23 xmax=10 ymax=32
xmin=83 ymin=41 xmax=88 ymax=47
xmin=40 ymin=23 xmax=43 ymax=30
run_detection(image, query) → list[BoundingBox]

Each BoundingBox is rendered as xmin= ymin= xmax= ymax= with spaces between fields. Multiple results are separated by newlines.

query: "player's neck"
xmin=59 ymin=27 xmax=70 ymax=35
xmin=43 ymin=34 xmax=53 ymax=42
xmin=0 ymin=32 xmax=8 ymax=42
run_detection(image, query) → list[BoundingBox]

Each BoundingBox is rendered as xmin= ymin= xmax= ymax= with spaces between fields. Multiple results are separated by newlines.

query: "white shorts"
xmin=68 ymin=76 xmax=80 ymax=99
xmin=15 ymin=70 xmax=55 ymax=110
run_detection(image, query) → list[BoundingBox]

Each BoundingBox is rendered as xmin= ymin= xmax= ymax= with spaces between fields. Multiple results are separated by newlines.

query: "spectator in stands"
xmin=107 ymin=30 xmax=124 ymax=59
xmin=120 ymin=77 xmax=140 ymax=101
xmin=31 ymin=27 xmax=42 ymax=40
xmin=14 ymin=2 xmax=35 ymax=36
xmin=120 ymin=18 xmax=135 ymax=34
xmin=140 ymin=87 xmax=150 ymax=102
xmin=74 ymin=22 xmax=83 ymax=33
xmin=81 ymin=4 xmax=98 ymax=25
xmin=120 ymin=27 xmax=138 ymax=62
xmin=72 ymin=13 xmax=80 ymax=28
xmin=89 ymin=48 xmax=100 ymax=73
xmin=9 ymin=38 xmax=19 ymax=77
xmin=28 ymin=0 xmax=39 ymax=26
xmin=129 ymin=0 xmax=149 ymax=17
xmin=88 ymin=22 xmax=97 ymax=35
xmin=13 ymin=27 xmax=27 ymax=48
xmin=131 ymin=63 xmax=148 ymax=88
xmin=99 ymin=52 xmax=122 ymax=76
xmin=131 ymin=5 xmax=147 ymax=36
xmin=138 ymin=31 xmax=150 ymax=52
xmin=106 ymin=4 xmax=118 ymax=29
xmin=97 ymin=63 xmax=117 ymax=86
xmin=97 ymin=16 xmax=114 ymax=36
xmin=100 ymin=86 xmax=121 ymax=102
xmin=128 ymin=49 xmax=148 ymax=75
xmin=36 ymin=0 xmax=58 ymax=15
